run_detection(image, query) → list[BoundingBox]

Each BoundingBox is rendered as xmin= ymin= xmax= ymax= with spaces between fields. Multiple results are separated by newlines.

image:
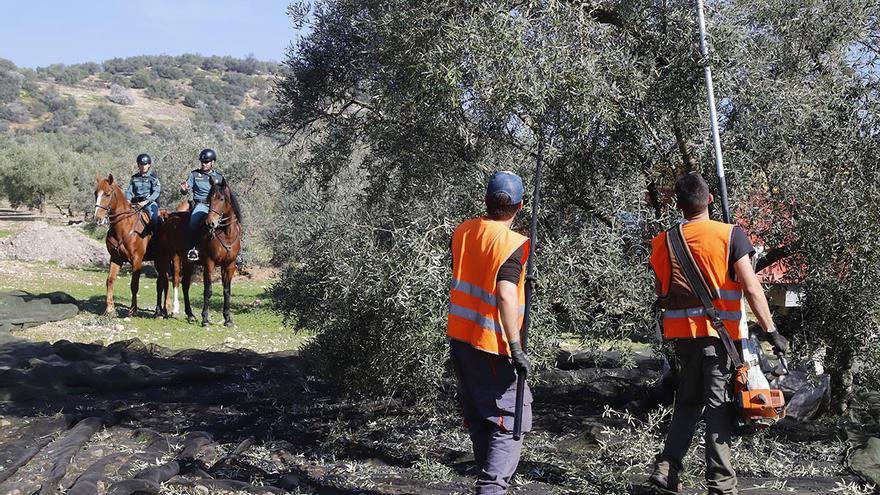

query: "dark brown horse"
xmin=151 ymin=204 xmax=189 ymax=319
xmin=93 ymin=174 xmax=153 ymax=317
xmin=154 ymin=180 xmax=242 ymax=327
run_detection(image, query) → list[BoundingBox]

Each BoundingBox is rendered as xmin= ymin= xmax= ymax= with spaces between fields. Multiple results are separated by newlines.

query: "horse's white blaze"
xmin=172 ymin=286 xmax=180 ymax=314
xmin=94 ymin=191 xmax=104 ymax=218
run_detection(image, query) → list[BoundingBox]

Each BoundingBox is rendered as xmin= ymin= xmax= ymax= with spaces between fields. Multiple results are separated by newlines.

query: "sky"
xmin=0 ymin=0 xmax=307 ymax=68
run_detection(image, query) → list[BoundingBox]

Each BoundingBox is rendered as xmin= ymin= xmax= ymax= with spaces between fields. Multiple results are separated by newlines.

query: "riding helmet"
xmin=136 ymin=153 xmax=152 ymax=166
xmin=199 ymin=148 xmax=217 ymax=163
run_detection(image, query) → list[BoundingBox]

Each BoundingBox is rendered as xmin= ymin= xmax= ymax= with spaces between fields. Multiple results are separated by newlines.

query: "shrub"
xmin=153 ymin=64 xmax=184 ymax=80
xmin=129 ymin=69 xmax=154 ymax=89
xmin=0 ymin=69 xmax=24 ymax=103
xmin=229 ymin=54 xmax=260 ymax=75
xmin=80 ymin=104 xmax=131 ymax=135
xmin=38 ymin=87 xmax=77 ymax=113
xmin=0 ymin=102 xmax=30 ymax=123
xmin=182 ymin=91 xmax=207 ymax=108
xmin=39 ymin=100 xmax=78 ymax=132
xmin=27 ymin=99 xmax=47 ymax=118
xmin=55 ymin=65 xmax=90 ymax=85
xmin=0 ymin=140 xmax=71 ymax=209
xmin=36 ymin=63 xmax=66 ymax=80
xmin=201 ymin=56 xmax=226 ymax=72
xmin=107 ymin=84 xmax=135 ymax=105
xmin=145 ymin=78 xmax=181 ymax=101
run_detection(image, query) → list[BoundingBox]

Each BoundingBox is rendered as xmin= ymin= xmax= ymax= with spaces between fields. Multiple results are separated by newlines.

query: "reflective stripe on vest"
xmin=448 ymin=302 xmax=502 ymax=333
xmin=447 ymin=218 xmax=529 ymax=356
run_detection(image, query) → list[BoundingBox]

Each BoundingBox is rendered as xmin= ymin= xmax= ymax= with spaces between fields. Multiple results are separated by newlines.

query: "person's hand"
xmin=138 ymin=200 xmax=148 ymax=207
xmin=179 ymin=181 xmax=189 ymax=192
xmin=765 ymin=330 xmax=789 ymax=355
xmin=509 ymin=341 xmax=532 ymax=376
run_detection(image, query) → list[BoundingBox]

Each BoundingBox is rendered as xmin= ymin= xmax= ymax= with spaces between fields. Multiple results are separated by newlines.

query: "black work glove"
xmin=509 ymin=341 xmax=532 ymax=376
xmin=765 ymin=330 xmax=789 ymax=355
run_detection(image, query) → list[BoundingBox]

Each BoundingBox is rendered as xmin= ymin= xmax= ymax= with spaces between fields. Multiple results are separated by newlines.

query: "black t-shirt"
xmin=728 ymin=225 xmax=755 ymax=280
xmin=496 ymin=245 xmax=524 ymax=284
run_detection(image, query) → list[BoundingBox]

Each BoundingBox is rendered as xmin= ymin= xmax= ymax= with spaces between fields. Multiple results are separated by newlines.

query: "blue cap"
xmin=486 ymin=171 xmax=524 ymax=204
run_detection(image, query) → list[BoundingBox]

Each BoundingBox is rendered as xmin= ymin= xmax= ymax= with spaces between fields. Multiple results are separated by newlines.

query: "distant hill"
xmin=0 ymin=54 xmax=279 ymax=134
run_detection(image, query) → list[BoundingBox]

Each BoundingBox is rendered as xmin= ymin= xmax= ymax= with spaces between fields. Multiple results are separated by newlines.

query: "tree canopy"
xmin=268 ymin=0 xmax=880 ymax=402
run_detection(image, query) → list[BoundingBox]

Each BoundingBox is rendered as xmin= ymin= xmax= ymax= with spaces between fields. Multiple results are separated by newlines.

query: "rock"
xmin=114 ymin=324 xmax=124 ymax=331
xmin=848 ymin=436 xmax=880 ymax=487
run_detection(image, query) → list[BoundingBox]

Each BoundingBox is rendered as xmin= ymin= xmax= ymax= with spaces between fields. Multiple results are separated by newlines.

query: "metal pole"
xmin=696 ymin=0 xmax=731 ymax=223
xmin=513 ymin=132 xmax=544 ymax=441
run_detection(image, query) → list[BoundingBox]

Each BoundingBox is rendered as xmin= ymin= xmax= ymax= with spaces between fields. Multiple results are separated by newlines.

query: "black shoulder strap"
xmin=667 ymin=224 xmax=743 ymax=368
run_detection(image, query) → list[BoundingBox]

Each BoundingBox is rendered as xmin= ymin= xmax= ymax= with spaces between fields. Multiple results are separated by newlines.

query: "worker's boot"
xmin=648 ymin=458 xmax=682 ymax=494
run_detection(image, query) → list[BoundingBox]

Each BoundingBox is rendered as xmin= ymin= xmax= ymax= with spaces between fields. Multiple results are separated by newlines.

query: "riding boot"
xmin=186 ymin=229 xmax=200 ymax=261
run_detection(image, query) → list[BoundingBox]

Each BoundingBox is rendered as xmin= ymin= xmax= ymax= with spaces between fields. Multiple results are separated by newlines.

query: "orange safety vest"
xmin=447 ymin=218 xmax=530 ymax=356
xmin=650 ymin=219 xmax=745 ymax=340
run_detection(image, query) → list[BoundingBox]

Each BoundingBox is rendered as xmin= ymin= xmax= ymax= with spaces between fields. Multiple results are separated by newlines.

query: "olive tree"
xmin=265 ymin=0 xmax=877 ymax=404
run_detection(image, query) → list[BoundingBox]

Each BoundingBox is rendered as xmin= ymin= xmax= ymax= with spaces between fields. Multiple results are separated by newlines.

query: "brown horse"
xmin=154 ymin=180 xmax=242 ymax=327
xmin=151 ymin=206 xmax=189 ymax=319
xmin=93 ymin=174 xmax=153 ymax=317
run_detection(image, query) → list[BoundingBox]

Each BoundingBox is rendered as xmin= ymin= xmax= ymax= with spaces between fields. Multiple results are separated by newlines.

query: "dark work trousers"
xmin=450 ymin=339 xmax=532 ymax=495
xmin=655 ymin=337 xmax=737 ymax=495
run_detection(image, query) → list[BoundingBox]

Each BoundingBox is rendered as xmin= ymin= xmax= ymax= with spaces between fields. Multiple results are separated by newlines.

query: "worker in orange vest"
xmin=648 ymin=172 xmax=788 ymax=494
xmin=448 ymin=171 xmax=532 ymax=495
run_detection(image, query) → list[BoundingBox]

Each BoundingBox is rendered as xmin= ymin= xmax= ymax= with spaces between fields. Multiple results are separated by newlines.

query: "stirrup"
xmin=187 ymin=248 xmax=199 ymax=261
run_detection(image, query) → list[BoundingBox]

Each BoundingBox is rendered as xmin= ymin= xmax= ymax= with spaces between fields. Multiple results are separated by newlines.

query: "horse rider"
xmin=179 ymin=148 xmax=224 ymax=262
xmin=125 ymin=153 xmax=161 ymax=232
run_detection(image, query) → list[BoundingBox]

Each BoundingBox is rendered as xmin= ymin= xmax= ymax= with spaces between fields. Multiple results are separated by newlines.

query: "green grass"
xmin=0 ymin=260 xmax=308 ymax=352
xmin=0 ymin=229 xmax=12 ymax=238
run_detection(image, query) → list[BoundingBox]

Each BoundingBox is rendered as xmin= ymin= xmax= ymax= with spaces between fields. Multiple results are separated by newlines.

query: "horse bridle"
xmin=94 ymin=187 xmax=115 ymax=212
xmin=95 ymin=186 xmax=146 ymax=234
xmin=206 ymin=193 xmax=240 ymax=253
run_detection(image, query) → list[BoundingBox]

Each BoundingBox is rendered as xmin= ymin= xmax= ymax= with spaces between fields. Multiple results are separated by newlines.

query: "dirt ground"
xmin=0 ymin=207 xmax=871 ymax=494
xmin=0 ymin=334 xmax=862 ymax=494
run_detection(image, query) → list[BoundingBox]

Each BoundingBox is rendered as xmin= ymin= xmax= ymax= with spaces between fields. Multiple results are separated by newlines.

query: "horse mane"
xmin=229 ymin=190 xmax=244 ymax=225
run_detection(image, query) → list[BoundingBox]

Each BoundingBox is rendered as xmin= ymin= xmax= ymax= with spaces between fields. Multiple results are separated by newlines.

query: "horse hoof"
xmin=104 ymin=309 xmax=116 ymax=318
xmin=187 ymin=315 xmax=197 ymax=324
xmin=201 ymin=320 xmax=210 ymax=328
xmin=224 ymin=320 xmax=234 ymax=328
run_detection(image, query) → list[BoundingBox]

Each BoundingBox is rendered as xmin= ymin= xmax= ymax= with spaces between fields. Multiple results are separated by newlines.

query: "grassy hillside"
xmin=0 ymin=54 xmax=278 ymax=134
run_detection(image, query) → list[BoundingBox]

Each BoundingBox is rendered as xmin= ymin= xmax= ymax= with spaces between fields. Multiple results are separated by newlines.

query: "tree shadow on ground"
xmin=0 ymin=333 xmax=538 ymax=494
xmin=0 ymin=319 xmax=863 ymax=494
